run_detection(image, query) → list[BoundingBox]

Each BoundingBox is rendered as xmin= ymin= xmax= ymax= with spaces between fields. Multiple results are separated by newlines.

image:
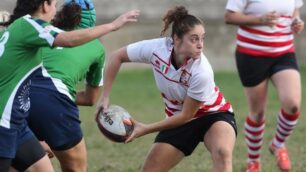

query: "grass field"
xmin=51 ymin=67 xmax=306 ymax=172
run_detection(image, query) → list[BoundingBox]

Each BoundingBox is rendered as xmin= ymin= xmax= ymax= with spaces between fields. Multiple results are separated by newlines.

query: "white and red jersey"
xmin=226 ymin=0 xmax=304 ymax=57
xmin=127 ymin=37 xmax=233 ymax=119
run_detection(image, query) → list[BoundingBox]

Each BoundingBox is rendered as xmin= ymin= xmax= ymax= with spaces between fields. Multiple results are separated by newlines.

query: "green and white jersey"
xmin=36 ymin=39 xmax=105 ymax=101
xmin=0 ymin=15 xmax=61 ymax=127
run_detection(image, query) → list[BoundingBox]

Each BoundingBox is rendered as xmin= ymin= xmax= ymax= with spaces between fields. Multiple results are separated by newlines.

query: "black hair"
xmin=52 ymin=2 xmax=81 ymax=31
xmin=0 ymin=0 xmax=52 ymax=26
xmin=161 ymin=6 xmax=203 ymax=38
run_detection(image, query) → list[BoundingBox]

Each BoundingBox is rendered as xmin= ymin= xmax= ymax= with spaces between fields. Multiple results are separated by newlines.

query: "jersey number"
xmin=0 ymin=31 xmax=9 ymax=57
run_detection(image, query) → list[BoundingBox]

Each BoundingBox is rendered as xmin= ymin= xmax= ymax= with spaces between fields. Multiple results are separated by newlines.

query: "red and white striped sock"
xmin=272 ymin=110 xmax=300 ymax=148
xmin=245 ymin=116 xmax=265 ymax=162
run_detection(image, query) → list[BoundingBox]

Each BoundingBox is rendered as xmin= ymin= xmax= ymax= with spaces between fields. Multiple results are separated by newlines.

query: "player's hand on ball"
xmin=125 ymin=119 xmax=147 ymax=143
xmin=64 ymin=0 xmax=94 ymax=10
xmin=111 ymin=10 xmax=140 ymax=31
xmin=95 ymin=97 xmax=109 ymax=122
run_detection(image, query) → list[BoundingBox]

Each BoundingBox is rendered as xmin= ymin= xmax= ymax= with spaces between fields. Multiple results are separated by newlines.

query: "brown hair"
xmin=1 ymin=0 xmax=52 ymax=26
xmin=52 ymin=2 xmax=81 ymax=31
xmin=161 ymin=6 xmax=203 ymax=38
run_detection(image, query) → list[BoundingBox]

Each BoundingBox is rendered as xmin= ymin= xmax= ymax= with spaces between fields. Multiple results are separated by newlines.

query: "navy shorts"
xmin=0 ymin=68 xmax=41 ymax=158
xmin=27 ymin=87 xmax=82 ymax=151
xmin=235 ymin=51 xmax=299 ymax=87
xmin=154 ymin=112 xmax=237 ymax=156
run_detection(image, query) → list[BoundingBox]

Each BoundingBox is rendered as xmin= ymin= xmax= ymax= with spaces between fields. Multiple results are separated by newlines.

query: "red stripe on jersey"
xmin=200 ymin=91 xmax=223 ymax=110
xmin=276 ymin=24 xmax=288 ymax=29
xmin=165 ymin=108 xmax=174 ymax=117
xmin=151 ymin=62 xmax=160 ymax=69
xmin=153 ymin=53 xmax=170 ymax=66
xmin=214 ymin=86 xmax=219 ymax=92
xmin=237 ymin=35 xmax=293 ymax=47
xmin=161 ymin=93 xmax=182 ymax=105
xmin=218 ymin=102 xmax=232 ymax=111
xmin=280 ymin=15 xmax=292 ymax=19
xmin=194 ymin=110 xmax=211 ymax=118
xmin=165 ymin=103 xmax=180 ymax=112
xmin=154 ymin=68 xmax=180 ymax=84
xmin=237 ymin=45 xmax=294 ymax=57
xmin=240 ymin=26 xmax=292 ymax=36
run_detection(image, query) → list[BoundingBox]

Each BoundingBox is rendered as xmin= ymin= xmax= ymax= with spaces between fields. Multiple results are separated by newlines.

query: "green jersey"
xmin=33 ymin=8 xmax=105 ymax=101
xmin=0 ymin=15 xmax=61 ymax=127
xmin=36 ymin=39 xmax=105 ymax=101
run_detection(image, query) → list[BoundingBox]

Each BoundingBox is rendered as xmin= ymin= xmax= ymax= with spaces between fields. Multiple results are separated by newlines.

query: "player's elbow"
xmin=224 ymin=11 xmax=235 ymax=24
xmin=85 ymin=97 xmax=97 ymax=106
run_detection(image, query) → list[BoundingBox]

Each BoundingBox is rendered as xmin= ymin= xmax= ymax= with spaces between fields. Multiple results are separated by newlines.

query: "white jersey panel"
xmin=127 ymin=37 xmax=233 ymax=118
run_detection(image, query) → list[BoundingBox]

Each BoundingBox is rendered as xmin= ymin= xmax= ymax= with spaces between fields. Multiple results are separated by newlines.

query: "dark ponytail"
xmin=0 ymin=0 xmax=52 ymax=27
xmin=161 ymin=6 xmax=203 ymax=38
xmin=52 ymin=2 xmax=81 ymax=31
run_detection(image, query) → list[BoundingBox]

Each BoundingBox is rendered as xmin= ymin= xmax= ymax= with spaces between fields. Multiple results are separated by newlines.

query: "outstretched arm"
xmin=53 ymin=10 xmax=139 ymax=47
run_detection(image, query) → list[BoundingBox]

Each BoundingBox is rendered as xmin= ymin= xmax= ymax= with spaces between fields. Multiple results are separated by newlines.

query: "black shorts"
xmin=154 ymin=112 xmax=237 ymax=156
xmin=235 ymin=51 xmax=299 ymax=87
xmin=11 ymin=137 xmax=45 ymax=171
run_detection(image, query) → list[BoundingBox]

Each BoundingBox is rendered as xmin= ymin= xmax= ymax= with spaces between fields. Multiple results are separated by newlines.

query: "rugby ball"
xmin=96 ymin=105 xmax=134 ymax=142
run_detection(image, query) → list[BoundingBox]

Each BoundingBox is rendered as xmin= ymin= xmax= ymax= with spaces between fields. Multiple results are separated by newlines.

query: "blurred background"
xmin=2 ymin=0 xmax=306 ymax=70
xmin=1 ymin=1 xmax=306 ymax=171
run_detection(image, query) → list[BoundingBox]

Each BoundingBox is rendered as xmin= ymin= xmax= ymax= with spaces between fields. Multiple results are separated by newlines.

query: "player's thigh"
xmin=204 ymin=121 xmax=236 ymax=159
xmin=271 ymin=69 xmax=301 ymax=111
xmin=24 ymin=155 xmax=54 ymax=172
xmin=244 ymin=79 xmax=269 ymax=115
xmin=235 ymin=51 xmax=270 ymax=115
xmin=52 ymin=138 xmax=87 ymax=170
xmin=141 ymin=143 xmax=184 ymax=172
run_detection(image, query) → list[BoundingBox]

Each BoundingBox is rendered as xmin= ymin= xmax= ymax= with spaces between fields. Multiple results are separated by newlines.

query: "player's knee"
xmin=249 ymin=110 xmax=265 ymax=123
xmin=55 ymin=149 xmax=86 ymax=172
xmin=283 ymin=99 xmax=300 ymax=114
xmin=211 ymin=146 xmax=232 ymax=164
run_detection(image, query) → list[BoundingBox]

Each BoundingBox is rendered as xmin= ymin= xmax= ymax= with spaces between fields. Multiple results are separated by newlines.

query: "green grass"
xmin=51 ymin=67 xmax=306 ymax=172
